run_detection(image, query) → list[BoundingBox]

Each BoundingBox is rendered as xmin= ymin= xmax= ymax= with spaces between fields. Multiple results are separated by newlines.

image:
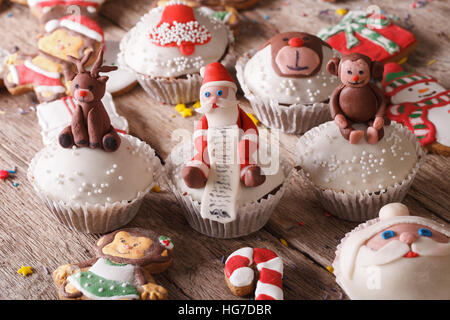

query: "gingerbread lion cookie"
xmin=53 ymin=228 xmax=174 ymax=300
xmin=383 ymin=63 xmax=450 ymax=156
xmin=224 ymin=247 xmax=283 ymax=300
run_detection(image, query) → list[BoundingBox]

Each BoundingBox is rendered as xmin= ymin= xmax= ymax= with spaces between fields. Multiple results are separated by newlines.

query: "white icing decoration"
xmin=243 ymin=45 xmax=337 ymax=105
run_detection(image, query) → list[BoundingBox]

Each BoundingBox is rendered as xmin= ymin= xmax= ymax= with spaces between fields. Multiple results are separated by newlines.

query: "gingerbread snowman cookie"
xmin=383 ymin=63 xmax=450 ymax=156
xmin=53 ymin=228 xmax=174 ymax=300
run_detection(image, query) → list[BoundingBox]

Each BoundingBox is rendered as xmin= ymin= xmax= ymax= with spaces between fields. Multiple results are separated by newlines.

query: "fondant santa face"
xmin=390 ymin=81 xmax=446 ymax=104
xmin=243 ymin=31 xmax=338 ymax=105
xmin=334 ymin=203 xmax=450 ymax=299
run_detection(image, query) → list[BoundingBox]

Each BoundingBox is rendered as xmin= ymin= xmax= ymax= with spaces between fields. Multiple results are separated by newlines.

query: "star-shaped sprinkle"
xmin=17 ymin=266 xmax=33 ymax=276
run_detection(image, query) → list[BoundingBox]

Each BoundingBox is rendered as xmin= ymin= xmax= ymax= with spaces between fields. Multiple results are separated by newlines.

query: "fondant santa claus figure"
xmin=181 ymin=62 xmax=266 ymax=189
xmin=333 ymin=203 xmax=450 ymax=299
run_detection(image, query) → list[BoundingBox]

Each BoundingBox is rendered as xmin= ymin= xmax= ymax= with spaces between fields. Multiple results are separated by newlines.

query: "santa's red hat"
xmin=200 ymin=62 xmax=237 ymax=91
xmin=44 ymin=15 xmax=104 ymax=43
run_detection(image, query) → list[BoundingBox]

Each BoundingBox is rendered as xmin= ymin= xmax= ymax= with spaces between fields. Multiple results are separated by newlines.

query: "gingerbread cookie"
xmin=29 ymin=0 xmax=106 ymax=21
xmin=383 ymin=63 xmax=450 ymax=156
xmin=179 ymin=0 xmax=260 ymax=11
xmin=0 ymin=48 xmax=11 ymax=88
xmin=318 ymin=10 xmax=417 ymax=64
xmin=224 ymin=247 xmax=283 ymax=300
xmin=3 ymin=52 xmax=68 ymax=102
xmin=99 ymin=41 xmax=137 ymax=96
xmin=53 ymin=228 xmax=174 ymax=300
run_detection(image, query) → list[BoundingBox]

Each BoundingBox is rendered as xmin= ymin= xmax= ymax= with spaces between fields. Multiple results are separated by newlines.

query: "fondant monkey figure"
xmin=53 ymin=228 xmax=174 ymax=300
xmin=58 ymin=46 xmax=121 ymax=152
xmin=326 ymin=53 xmax=389 ymax=144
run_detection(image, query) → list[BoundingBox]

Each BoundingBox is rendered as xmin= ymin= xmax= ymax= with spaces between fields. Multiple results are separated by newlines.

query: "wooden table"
xmin=0 ymin=0 xmax=448 ymax=300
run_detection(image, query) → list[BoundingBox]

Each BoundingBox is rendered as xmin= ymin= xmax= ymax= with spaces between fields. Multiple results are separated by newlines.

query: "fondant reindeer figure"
xmin=58 ymin=47 xmax=121 ymax=152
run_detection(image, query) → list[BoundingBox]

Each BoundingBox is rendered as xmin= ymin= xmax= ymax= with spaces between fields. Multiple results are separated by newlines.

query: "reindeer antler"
xmin=67 ymin=50 xmax=94 ymax=73
xmin=90 ymin=45 xmax=118 ymax=78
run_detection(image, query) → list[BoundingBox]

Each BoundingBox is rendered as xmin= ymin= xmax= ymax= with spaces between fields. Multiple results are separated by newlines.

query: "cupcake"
xmin=119 ymin=1 xmax=234 ymax=105
xmin=333 ymin=203 xmax=450 ymax=299
xmin=28 ymin=48 xmax=163 ymax=233
xmin=165 ymin=62 xmax=292 ymax=238
xmin=236 ymin=32 xmax=339 ymax=134
xmin=295 ymin=53 xmax=425 ymax=221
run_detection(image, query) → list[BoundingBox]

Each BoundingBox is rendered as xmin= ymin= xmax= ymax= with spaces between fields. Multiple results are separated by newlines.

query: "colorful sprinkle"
xmin=263 ymin=15 xmax=270 ymax=20
xmin=17 ymin=266 xmax=33 ymax=276
xmin=298 ymin=221 xmax=305 ymax=226
xmin=398 ymin=56 xmax=408 ymax=64
xmin=427 ymin=59 xmax=436 ymax=65
xmin=192 ymin=101 xmax=201 ymax=109
xmin=151 ymin=185 xmax=161 ymax=192
xmin=246 ymin=113 xmax=259 ymax=126
xmin=12 ymin=182 xmax=19 ymax=187
xmin=0 ymin=170 xmax=9 ymax=180
xmin=280 ymin=238 xmax=288 ymax=247
xmin=336 ymin=8 xmax=348 ymax=16
xmin=326 ymin=266 xmax=334 ymax=274
xmin=324 ymin=212 xmax=331 ymax=217
xmin=175 ymin=104 xmax=193 ymax=118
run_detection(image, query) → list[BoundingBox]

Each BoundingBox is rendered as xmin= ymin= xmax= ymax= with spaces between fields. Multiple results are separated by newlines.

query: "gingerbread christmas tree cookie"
xmin=383 ymin=63 xmax=450 ymax=156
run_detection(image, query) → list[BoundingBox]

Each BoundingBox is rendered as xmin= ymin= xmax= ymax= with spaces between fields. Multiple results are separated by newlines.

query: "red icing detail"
xmin=14 ymin=63 xmax=64 ymax=91
xmin=325 ymin=21 xmax=417 ymax=63
xmin=224 ymin=255 xmax=251 ymax=278
xmin=0 ymin=170 xmax=9 ymax=180
xmin=149 ymin=4 xmax=211 ymax=56
xmin=288 ymin=37 xmax=304 ymax=47
xmin=404 ymin=251 xmax=420 ymax=258
xmin=253 ymin=248 xmax=278 ymax=264
xmin=387 ymin=90 xmax=450 ymax=146
xmin=256 ymin=294 xmax=276 ymax=300
xmin=60 ymin=15 xmax=104 ymax=41
xmin=201 ymin=62 xmax=234 ymax=86
xmin=259 ymin=268 xmax=283 ymax=288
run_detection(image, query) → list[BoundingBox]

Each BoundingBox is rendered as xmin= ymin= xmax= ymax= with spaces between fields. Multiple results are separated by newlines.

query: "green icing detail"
xmin=104 ymin=259 xmax=127 ymax=267
xmin=409 ymin=113 xmax=421 ymax=118
xmin=212 ymin=11 xmax=228 ymax=21
xmin=385 ymin=71 xmax=411 ymax=83
xmin=73 ymin=271 xmax=138 ymax=298
xmin=413 ymin=124 xmax=427 ymax=129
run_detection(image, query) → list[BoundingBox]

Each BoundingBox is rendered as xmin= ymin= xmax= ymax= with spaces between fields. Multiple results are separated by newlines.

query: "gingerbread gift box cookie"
xmin=28 ymin=48 xmax=163 ymax=233
xmin=333 ymin=203 xmax=450 ymax=299
xmin=295 ymin=53 xmax=425 ymax=222
xmin=236 ymin=32 xmax=339 ymax=135
xmin=166 ymin=62 xmax=292 ymax=238
xmin=383 ymin=62 xmax=450 ymax=156
xmin=53 ymin=228 xmax=174 ymax=300
xmin=118 ymin=1 xmax=235 ymax=104
xmin=317 ymin=10 xmax=417 ymax=64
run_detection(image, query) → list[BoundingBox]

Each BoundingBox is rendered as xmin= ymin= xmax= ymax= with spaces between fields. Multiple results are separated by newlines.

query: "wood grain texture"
xmin=0 ymin=0 xmax=448 ymax=300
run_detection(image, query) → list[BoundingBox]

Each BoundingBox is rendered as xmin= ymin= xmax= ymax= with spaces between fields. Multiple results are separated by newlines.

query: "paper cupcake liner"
xmin=296 ymin=122 xmax=426 ymax=222
xmin=120 ymin=24 xmax=236 ymax=105
xmin=236 ymin=52 xmax=331 ymax=135
xmin=163 ymin=144 xmax=293 ymax=238
xmin=27 ymin=134 xmax=164 ymax=234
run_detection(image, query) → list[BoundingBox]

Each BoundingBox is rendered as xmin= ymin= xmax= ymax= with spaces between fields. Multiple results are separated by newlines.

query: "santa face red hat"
xmin=200 ymin=62 xmax=237 ymax=92
xmin=44 ymin=15 xmax=104 ymax=43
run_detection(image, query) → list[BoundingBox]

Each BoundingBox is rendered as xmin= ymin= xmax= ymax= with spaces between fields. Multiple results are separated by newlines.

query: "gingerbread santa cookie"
xmin=3 ymin=14 xmax=104 ymax=102
xmin=333 ymin=203 xmax=450 ymax=299
xmin=383 ymin=63 xmax=450 ymax=156
xmin=53 ymin=228 xmax=174 ymax=300
xmin=224 ymin=247 xmax=283 ymax=300
xmin=318 ymin=10 xmax=417 ymax=64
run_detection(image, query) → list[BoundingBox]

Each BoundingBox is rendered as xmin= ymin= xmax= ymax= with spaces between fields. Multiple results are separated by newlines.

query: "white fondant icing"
xmin=30 ymin=134 xmax=155 ymax=205
xmin=390 ymin=82 xmax=446 ymax=104
xmin=243 ymin=45 xmax=338 ymax=105
xmin=296 ymin=121 xmax=418 ymax=193
xmin=119 ymin=6 xmax=232 ymax=77
xmin=427 ymin=104 xmax=450 ymax=146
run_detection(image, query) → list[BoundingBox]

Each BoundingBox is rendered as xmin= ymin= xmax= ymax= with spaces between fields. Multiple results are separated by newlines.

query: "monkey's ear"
xmin=96 ymin=236 xmax=105 ymax=247
xmin=371 ymin=61 xmax=384 ymax=80
xmin=326 ymin=58 xmax=340 ymax=76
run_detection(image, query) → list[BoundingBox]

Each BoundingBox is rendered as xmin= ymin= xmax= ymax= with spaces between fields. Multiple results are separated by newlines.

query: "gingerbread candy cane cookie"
xmin=224 ymin=247 xmax=283 ymax=300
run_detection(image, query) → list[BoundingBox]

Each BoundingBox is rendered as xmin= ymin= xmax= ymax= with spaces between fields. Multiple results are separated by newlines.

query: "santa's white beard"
xmin=339 ymin=238 xmax=450 ymax=299
xmin=197 ymin=98 xmax=239 ymax=128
